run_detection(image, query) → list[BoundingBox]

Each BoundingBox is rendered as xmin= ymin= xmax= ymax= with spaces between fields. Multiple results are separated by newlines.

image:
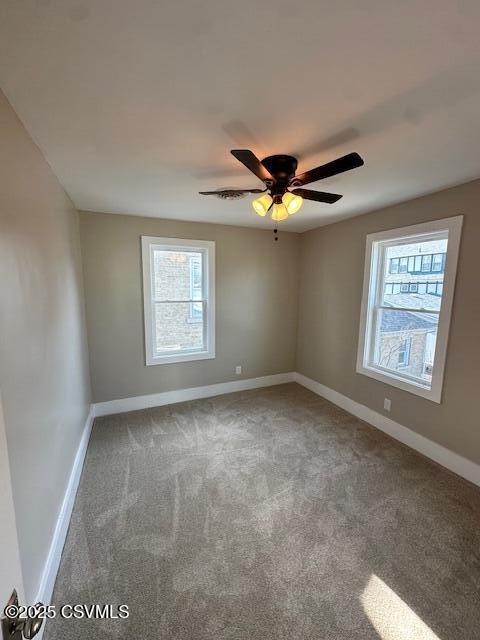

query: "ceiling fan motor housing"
xmin=261 ymin=154 xmax=298 ymax=196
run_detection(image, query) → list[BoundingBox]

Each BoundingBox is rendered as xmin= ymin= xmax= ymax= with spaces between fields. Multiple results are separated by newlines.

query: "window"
xmin=388 ymin=252 xmax=446 ymax=275
xmin=142 ymin=236 xmax=215 ymax=365
xmin=357 ymin=217 xmax=463 ymax=402
xmin=390 ymin=258 xmax=399 ymax=274
xmin=432 ymin=253 xmax=444 ymax=272
xmin=397 ymin=338 xmax=411 ymax=367
xmin=421 ymin=254 xmax=432 ymax=272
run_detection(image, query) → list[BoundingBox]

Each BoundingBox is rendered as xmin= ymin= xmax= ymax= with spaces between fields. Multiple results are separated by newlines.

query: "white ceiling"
xmin=2 ymin=1 xmax=480 ymax=232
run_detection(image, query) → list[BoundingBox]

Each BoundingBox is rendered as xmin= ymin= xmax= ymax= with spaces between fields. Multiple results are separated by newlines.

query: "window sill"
xmin=146 ymin=350 xmax=215 ymax=366
xmin=356 ymin=363 xmax=441 ymax=403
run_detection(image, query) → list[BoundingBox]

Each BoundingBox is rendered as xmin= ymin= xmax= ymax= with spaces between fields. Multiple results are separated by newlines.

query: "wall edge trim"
xmin=294 ymin=372 xmax=480 ymax=487
xmin=93 ymin=372 xmax=295 ymax=417
xmin=35 ymin=406 xmax=94 ymax=621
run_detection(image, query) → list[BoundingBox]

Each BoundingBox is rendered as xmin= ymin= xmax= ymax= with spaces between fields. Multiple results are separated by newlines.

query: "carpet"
xmin=45 ymin=383 xmax=480 ymax=639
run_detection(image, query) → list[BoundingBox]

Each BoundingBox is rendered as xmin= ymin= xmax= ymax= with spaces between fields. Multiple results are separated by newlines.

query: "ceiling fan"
xmin=199 ymin=150 xmax=364 ymax=222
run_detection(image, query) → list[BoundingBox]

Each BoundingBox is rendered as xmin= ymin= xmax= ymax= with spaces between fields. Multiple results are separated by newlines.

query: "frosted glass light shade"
xmin=282 ymin=192 xmax=303 ymax=214
xmin=271 ymin=203 xmax=288 ymax=221
xmin=252 ymin=193 xmax=273 ymax=216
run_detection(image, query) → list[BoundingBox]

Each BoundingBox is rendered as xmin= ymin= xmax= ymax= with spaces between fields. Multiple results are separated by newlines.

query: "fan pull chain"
xmin=273 ymin=226 xmax=278 ymax=242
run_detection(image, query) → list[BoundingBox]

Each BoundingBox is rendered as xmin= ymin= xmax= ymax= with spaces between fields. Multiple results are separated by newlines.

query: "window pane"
xmin=382 ymin=238 xmax=447 ymax=312
xmin=154 ymin=302 xmax=204 ymax=354
xmin=373 ymin=308 xmax=438 ymax=385
xmin=432 ymin=253 xmax=443 ymax=272
xmin=153 ymin=250 xmax=203 ymax=301
xmin=421 ymin=255 xmax=432 ymax=272
xmin=189 ymin=255 xmax=203 ymax=301
xmin=190 ymin=301 xmax=203 ymax=321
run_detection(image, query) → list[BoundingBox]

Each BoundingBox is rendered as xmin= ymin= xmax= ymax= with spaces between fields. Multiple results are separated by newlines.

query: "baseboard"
xmin=294 ymin=372 xmax=480 ymax=488
xmin=35 ymin=405 xmax=94 ymax=618
xmin=93 ymin=372 xmax=295 ymax=417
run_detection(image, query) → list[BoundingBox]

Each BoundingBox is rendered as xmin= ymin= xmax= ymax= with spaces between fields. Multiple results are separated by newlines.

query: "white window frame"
xmin=356 ymin=216 xmax=463 ymax=403
xmin=141 ymin=236 xmax=215 ymax=366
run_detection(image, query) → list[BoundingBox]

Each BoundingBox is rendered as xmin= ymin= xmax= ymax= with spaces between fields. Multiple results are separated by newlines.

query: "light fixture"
xmin=200 ymin=150 xmax=365 ymax=226
xmin=271 ymin=202 xmax=288 ymax=221
xmin=252 ymin=193 xmax=273 ymax=216
xmin=282 ymin=191 xmax=303 ymax=215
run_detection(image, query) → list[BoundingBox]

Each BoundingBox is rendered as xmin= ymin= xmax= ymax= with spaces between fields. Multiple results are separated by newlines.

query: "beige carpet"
xmin=45 ymin=383 xmax=480 ymax=639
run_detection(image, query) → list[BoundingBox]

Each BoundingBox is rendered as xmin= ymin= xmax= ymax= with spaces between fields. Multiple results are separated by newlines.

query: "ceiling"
xmin=2 ymin=1 xmax=480 ymax=232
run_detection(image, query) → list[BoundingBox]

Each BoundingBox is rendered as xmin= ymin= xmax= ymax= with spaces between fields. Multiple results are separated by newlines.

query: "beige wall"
xmin=80 ymin=212 xmax=300 ymax=402
xmin=296 ymin=178 xmax=480 ymax=465
xmin=0 ymin=91 xmax=91 ymax=601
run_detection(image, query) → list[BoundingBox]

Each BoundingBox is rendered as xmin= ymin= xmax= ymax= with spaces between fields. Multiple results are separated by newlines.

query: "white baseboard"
xmin=35 ymin=405 xmax=94 ymax=619
xmin=93 ymin=372 xmax=295 ymax=417
xmin=294 ymin=372 xmax=480 ymax=487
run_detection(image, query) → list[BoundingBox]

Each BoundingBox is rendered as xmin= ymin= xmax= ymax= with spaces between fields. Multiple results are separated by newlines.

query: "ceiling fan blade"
xmin=230 ymin=150 xmax=273 ymax=182
xmin=199 ymin=188 xmax=265 ymax=195
xmin=291 ymin=188 xmax=343 ymax=204
xmin=293 ymin=152 xmax=364 ymax=186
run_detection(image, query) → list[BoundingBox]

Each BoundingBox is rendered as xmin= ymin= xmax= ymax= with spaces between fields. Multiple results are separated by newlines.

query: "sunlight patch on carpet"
xmin=361 ymin=574 xmax=441 ymax=640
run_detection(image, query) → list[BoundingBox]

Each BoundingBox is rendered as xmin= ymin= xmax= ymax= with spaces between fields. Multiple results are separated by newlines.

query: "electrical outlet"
xmin=235 ymin=365 xmax=242 ymax=375
xmin=384 ymin=398 xmax=391 ymax=412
